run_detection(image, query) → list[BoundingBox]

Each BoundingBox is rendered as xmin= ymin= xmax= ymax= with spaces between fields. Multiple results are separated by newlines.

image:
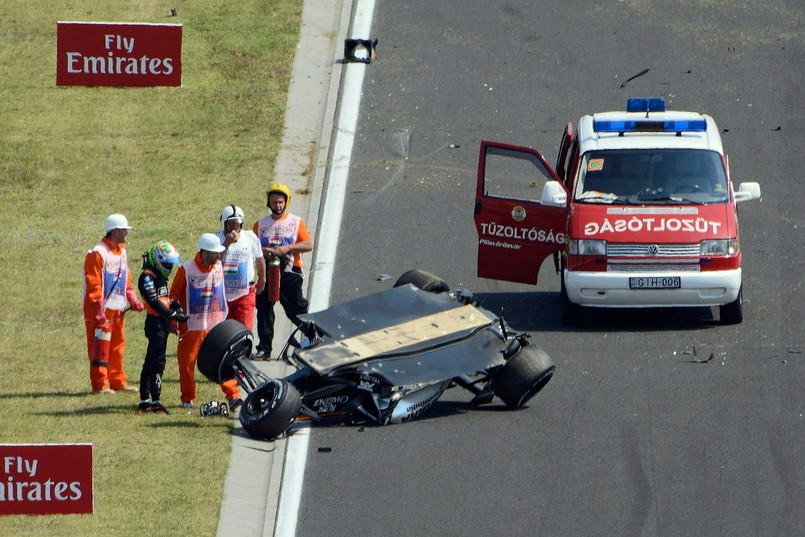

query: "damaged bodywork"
xmin=197 ymin=270 xmax=555 ymax=440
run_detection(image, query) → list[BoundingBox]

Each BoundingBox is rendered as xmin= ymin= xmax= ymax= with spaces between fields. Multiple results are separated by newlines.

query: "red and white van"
xmin=474 ymin=98 xmax=761 ymax=324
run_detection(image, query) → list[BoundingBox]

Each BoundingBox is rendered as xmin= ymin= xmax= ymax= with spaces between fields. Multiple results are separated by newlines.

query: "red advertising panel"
xmin=0 ymin=444 xmax=93 ymax=515
xmin=57 ymin=21 xmax=182 ymax=87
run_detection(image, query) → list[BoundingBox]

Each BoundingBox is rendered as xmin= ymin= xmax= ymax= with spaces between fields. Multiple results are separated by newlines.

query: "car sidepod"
xmin=387 ymin=380 xmax=451 ymax=424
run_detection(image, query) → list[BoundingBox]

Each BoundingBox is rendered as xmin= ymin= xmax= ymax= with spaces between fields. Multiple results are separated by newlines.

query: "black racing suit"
xmin=137 ymin=265 xmax=181 ymax=402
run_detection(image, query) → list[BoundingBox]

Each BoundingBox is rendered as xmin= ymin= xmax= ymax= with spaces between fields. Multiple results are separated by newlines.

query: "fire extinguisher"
xmin=91 ymin=306 xmax=129 ymax=365
xmin=92 ymin=271 xmax=121 ymax=366
xmin=268 ymin=255 xmax=281 ymax=302
xmin=92 ymin=324 xmax=112 ymax=365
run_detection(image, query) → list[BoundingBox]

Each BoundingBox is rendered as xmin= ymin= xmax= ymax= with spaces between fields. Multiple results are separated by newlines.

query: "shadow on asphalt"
xmin=295 ymin=399 xmax=535 ymax=435
xmin=472 ymin=291 xmax=719 ymax=333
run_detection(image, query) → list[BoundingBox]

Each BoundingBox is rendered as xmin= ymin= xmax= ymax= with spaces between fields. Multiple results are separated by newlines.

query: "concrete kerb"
xmin=216 ymin=1 xmax=353 ymax=536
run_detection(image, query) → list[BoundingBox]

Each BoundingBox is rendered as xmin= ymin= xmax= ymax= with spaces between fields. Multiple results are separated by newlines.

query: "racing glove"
xmin=169 ymin=308 xmax=189 ymax=323
xmin=92 ymin=301 xmax=106 ymax=325
xmin=126 ymin=287 xmax=145 ymax=312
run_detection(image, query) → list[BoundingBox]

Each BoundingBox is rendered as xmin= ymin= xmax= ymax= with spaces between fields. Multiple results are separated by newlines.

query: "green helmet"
xmin=147 ymin=240 xmax=181 ymax=278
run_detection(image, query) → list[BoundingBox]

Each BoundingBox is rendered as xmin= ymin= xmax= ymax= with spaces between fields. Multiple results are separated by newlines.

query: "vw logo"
xmin=647 ymin=244 xmax=660 ymax=255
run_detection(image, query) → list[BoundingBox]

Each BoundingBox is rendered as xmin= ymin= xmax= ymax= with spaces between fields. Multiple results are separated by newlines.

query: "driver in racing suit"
xmin=136 ymin=240 xmax=188 ymax=414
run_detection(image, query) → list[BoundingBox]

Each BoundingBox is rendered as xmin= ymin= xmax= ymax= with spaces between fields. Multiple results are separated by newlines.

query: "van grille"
xmin=606 ymin=243 xmax=700 ymax=257
xmin=607 ymin=263 xmax=701 ymax=272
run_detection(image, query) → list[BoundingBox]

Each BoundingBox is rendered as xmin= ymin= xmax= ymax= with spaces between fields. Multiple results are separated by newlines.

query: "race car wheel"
xmin=393 ymin=269 xmax=449 ymax=293
xmin=197 ymin=319 xmax=253 ymax=383
xmin=491 ymin=347 xmax=555 ymax=409
xmin=719 ymin=286 xmax=743 ymax=325
xmin=239 ymin=379 xmax=302 ymax=440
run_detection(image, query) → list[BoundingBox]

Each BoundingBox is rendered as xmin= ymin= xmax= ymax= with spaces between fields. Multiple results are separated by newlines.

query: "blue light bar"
xmin=593 ymin=119 xmax=707 ymax=133
xmin=594 ymin=120 xmax=637 ymax=132
xmin=627 ymin=97 xmax=665 ymax=113
xmin=664 ymin=120 xmax=707 ymax=132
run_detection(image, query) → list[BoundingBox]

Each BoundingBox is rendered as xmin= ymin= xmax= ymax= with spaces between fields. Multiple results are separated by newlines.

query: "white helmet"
xmin=219 ymin=205 xmax=245 ymax=231
xmin=105 ymin=214 xmax=132 ymax=233
xmin=197 ymin=233 xmax=225 ymax=253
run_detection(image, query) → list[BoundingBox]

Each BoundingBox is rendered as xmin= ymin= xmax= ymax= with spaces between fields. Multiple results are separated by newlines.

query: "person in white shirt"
xmin=216 ymin=205 xmax=265 ymax=331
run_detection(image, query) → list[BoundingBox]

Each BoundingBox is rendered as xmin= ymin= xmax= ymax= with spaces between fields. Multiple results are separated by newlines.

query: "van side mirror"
xmin=541 ymin=181 xmax=567 ymax=207
xmin=734 ymin=182 xmax=761 ymax=203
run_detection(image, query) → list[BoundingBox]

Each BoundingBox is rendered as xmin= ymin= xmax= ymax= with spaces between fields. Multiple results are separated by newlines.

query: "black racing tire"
xmin=239 ymin=379 xmax=302 ymax=440
xmin=393 ymin=269 xmax=450 ymax=293
xmin=197 ymin=319 xmax=253 ymax=383
xmin=491 ymin=346 xmax=555 ymax=409
xmin=719 ymin=286 xmax=743 ymax=325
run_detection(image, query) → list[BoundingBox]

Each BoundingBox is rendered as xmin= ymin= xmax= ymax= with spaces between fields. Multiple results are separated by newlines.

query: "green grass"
xmin=0 ymin=1 xmax=302 ymax=534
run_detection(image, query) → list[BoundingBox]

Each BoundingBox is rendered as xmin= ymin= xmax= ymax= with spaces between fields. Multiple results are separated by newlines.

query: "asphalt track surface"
xmin=289 ymin=2 xmax=805 ymax=537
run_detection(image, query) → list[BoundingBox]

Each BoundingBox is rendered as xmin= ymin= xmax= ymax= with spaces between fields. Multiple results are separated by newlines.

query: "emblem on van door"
xmin=512 ymin=206 xmax=526 ymax=222
xmin=647 ymin=244 xmax=660 ymax=255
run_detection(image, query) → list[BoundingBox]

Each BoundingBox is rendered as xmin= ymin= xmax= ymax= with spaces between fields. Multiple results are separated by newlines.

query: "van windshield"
xmin=575 ymin=149 xmax=729 ymax=204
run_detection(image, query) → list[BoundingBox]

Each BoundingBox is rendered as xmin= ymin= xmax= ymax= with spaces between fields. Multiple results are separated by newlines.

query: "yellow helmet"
xmin=266 ymin=183 xmax=291 ymax=208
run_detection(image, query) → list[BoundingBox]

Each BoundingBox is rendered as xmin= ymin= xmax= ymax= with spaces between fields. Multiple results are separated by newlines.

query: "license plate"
xmin=629 ymin=276 xmax=681 ymax=289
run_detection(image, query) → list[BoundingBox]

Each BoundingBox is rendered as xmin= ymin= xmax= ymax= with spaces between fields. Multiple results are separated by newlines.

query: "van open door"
xmin=474 ymin=140 xmax=569 ymax=285
xmin=555 ymin=122 xmax=574 ymax=182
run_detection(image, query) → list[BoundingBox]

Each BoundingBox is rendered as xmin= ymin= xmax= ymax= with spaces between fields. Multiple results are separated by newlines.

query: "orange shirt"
xmin=169 ymin=252 xmax=213 ymax=311
xmin=83 ymin=236 xmax=133 ymax=308
xmin=169 ymin=252 xmax=227 ymax=333
xmin=253 ymin=212 xmax=311 ymax=269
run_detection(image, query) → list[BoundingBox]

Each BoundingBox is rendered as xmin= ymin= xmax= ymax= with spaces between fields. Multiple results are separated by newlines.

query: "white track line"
xmin=273 ymin=1 xmax=376 ymax=535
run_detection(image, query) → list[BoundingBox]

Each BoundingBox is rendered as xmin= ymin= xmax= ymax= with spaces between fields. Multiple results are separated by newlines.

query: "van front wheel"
xmin=561 ymin=277 xmax=584 ymax=325
xmin=719 ymin=286 xmax=743 ymax=325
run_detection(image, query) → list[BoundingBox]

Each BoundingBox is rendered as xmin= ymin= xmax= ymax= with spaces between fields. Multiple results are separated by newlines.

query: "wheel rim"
xmin=218 ymin=337 xmax=253 ymax=380
xmin=245 ymin=385 xmax=277 ymax=414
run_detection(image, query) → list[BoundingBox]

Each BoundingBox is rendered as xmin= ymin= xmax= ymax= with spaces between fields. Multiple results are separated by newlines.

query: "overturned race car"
xmin=197 ymin=269 xmax=555 ymax=440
